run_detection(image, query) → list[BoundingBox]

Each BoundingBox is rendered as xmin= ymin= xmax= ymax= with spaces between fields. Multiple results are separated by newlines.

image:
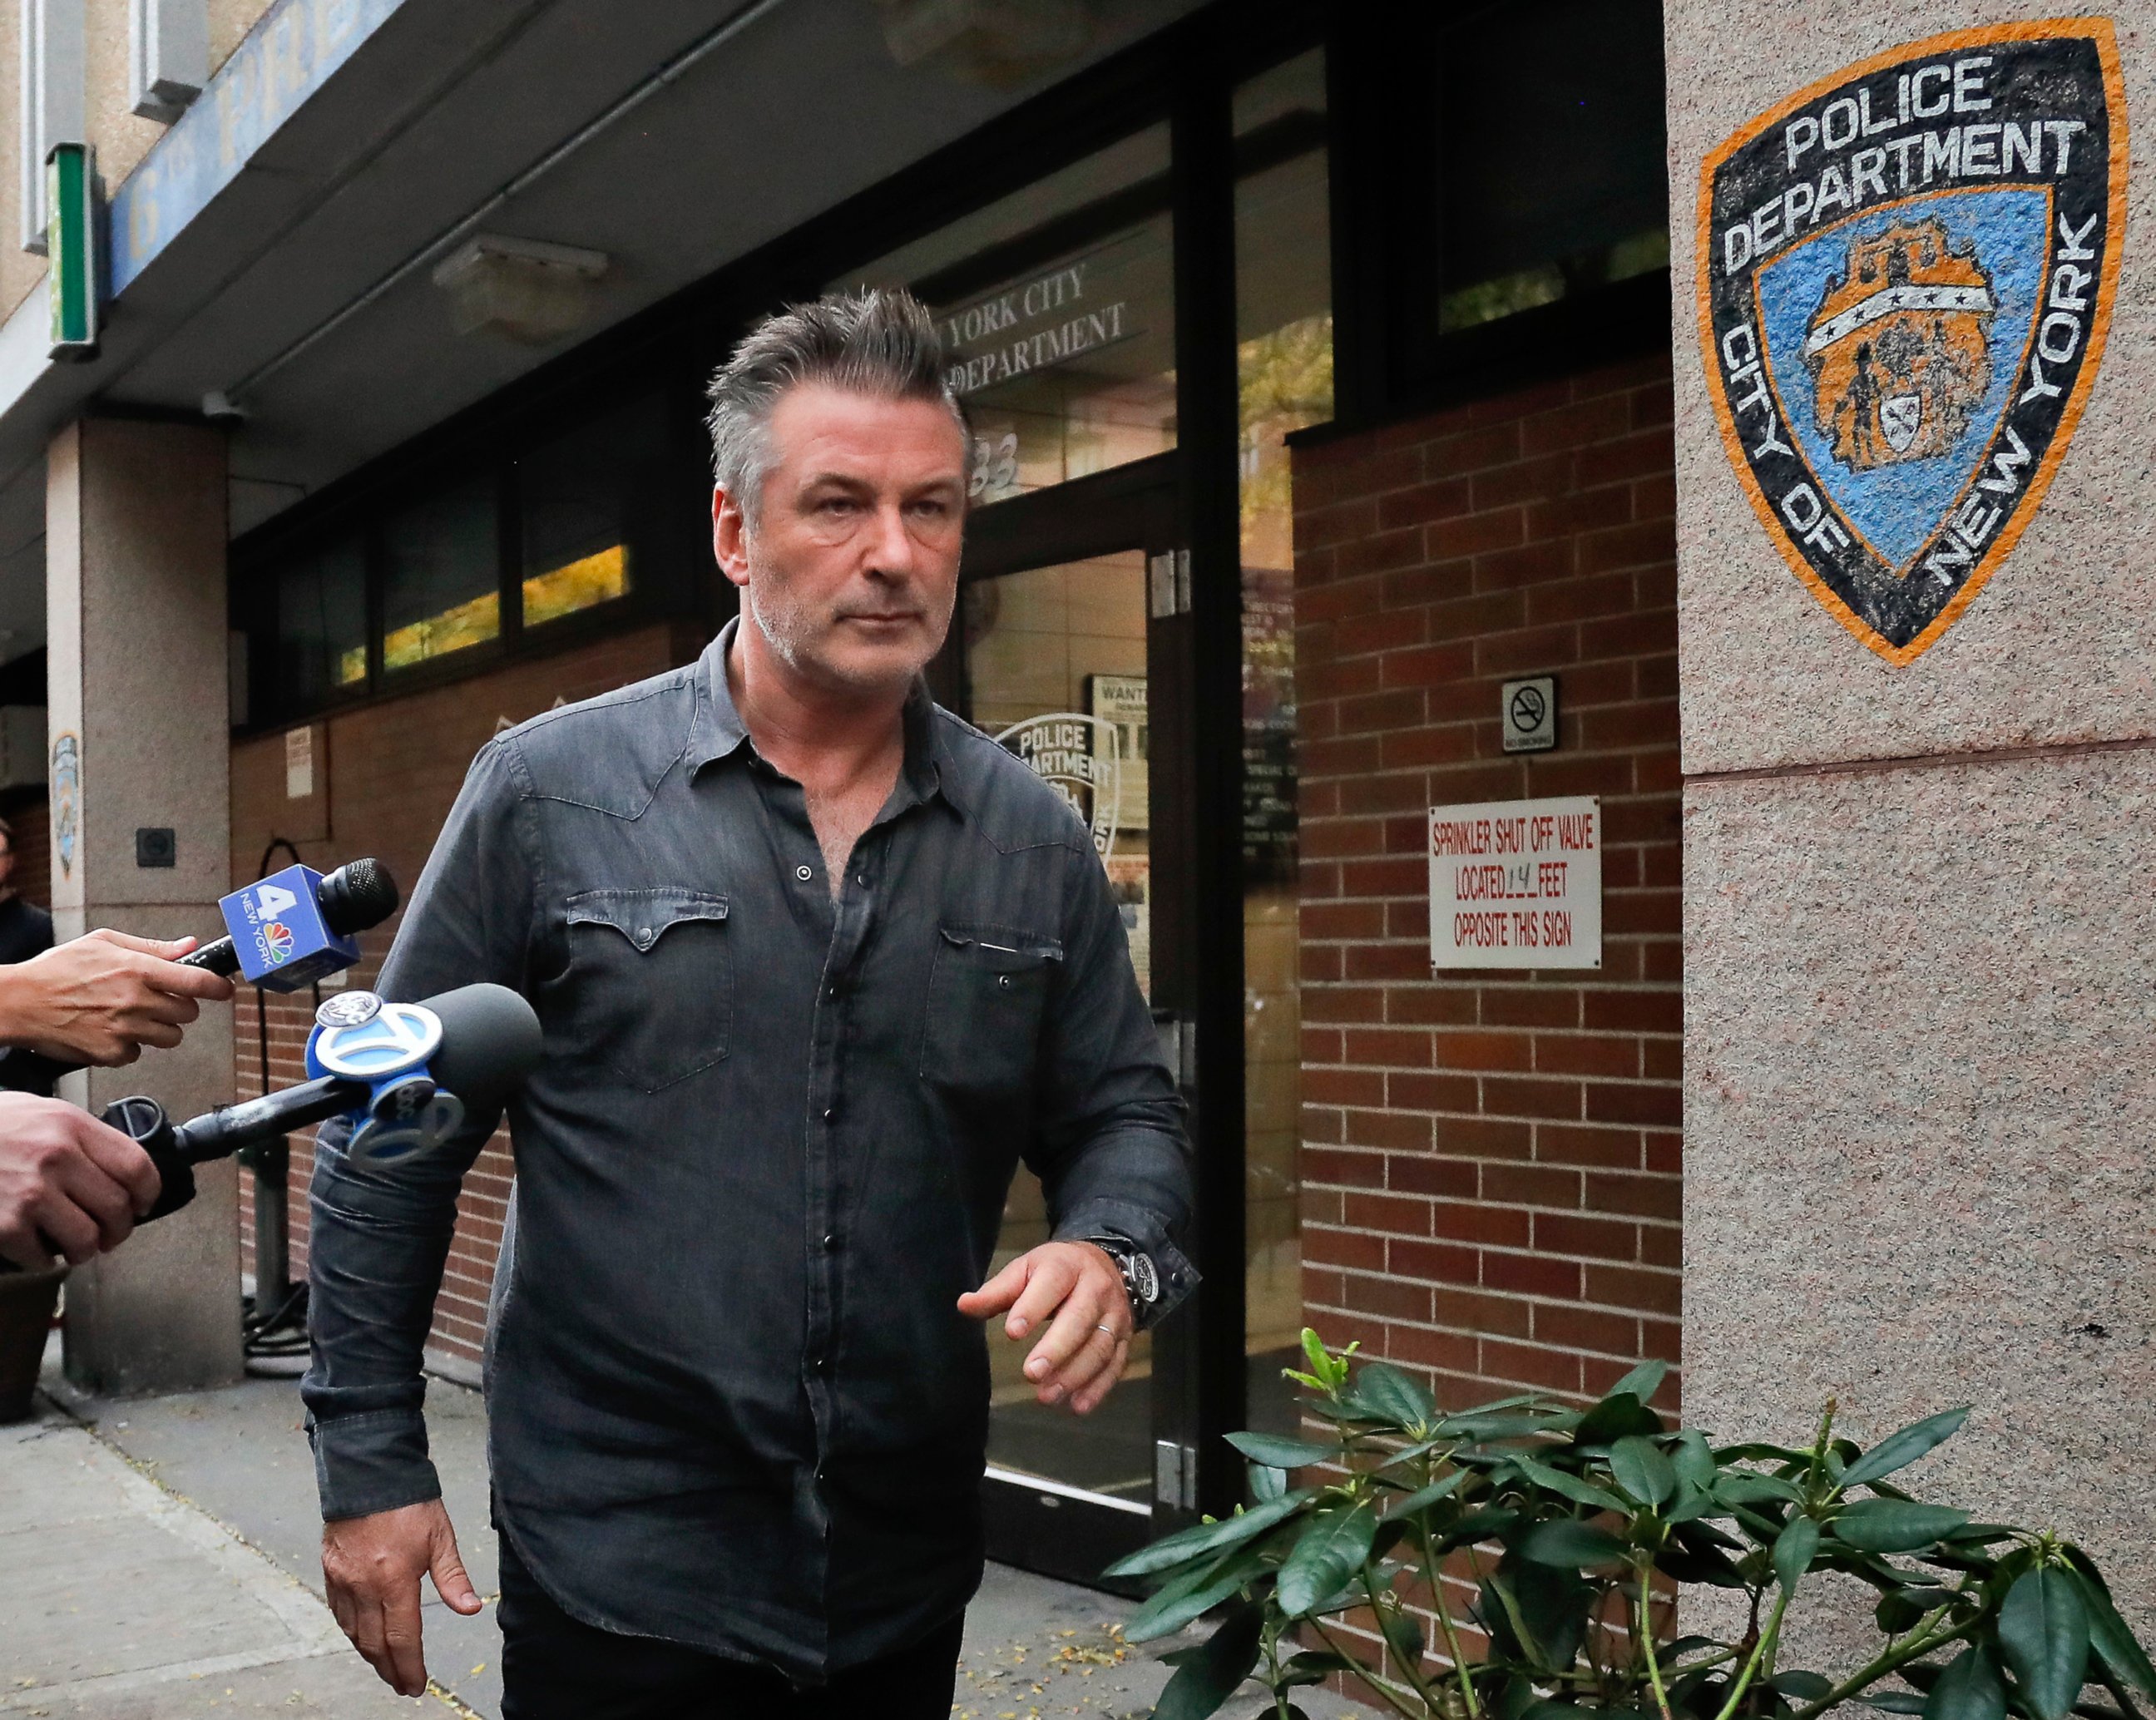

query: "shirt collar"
xmin=685 ymin=615 xmax=960 ymax=814
xmin=683 ymin=619 xmax=752 ymax=776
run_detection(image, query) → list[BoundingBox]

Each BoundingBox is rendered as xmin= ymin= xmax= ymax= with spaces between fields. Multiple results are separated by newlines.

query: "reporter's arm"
xmin=0 ymin=1093 xmax=161 ymax=1269
xmin=0 ymin=930 xmax=235 ymax=1066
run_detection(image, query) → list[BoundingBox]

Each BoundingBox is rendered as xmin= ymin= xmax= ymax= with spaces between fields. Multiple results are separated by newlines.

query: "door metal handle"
xmin=1151 ymin=1011 xmax=1195 ymax=1089
xmin=1147 ymin=549 xmax=1190 ymax=618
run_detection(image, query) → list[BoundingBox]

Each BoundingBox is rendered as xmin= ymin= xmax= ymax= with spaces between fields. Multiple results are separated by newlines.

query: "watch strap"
xmin=1085 ymin=1233 xmax=1162 ymax=1327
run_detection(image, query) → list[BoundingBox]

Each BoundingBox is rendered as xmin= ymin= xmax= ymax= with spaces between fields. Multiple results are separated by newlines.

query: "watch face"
xmin=1129 ymin=1251 xmax=1160 ymax=1307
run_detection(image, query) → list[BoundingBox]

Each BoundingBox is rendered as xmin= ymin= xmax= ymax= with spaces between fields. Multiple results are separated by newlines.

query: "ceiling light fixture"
xmin=432 ymin=234 xmax=610 ymax=346
xmin=876 ymin=0 xmax=1091 ymax=87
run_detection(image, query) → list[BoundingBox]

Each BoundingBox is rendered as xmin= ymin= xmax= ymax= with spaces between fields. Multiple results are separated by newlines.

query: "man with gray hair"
xmin=302 ymin=287 xmax=1195 ymax=1718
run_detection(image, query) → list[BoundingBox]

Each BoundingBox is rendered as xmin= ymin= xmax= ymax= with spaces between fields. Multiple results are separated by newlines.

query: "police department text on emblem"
xmin=1699 ymin=22 xmax=2126 ymax=662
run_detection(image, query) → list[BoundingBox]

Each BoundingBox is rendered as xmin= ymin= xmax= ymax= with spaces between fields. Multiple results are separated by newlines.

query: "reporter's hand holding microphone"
xmin=0 ymin=932 xmax=232 ymax=1269
xmin=0 ymin=1092 xmax=163 ymax=1270
xmin=0 ymin=929 xmax=235 ymax=1067
xmin=0 ymin=858 xmax=402 ymax=1271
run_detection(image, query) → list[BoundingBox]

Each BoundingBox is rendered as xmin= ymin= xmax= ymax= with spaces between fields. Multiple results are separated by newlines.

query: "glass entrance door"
xmin=971 ymin=548 xmax=1155 ymax=1503
xmin=947 ymin=459 xmax=1187 ymax=1585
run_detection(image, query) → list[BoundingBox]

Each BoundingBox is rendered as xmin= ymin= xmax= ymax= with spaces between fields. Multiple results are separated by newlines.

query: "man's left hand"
xmin=958 ymin=1242 xmax=1130 ymax=1415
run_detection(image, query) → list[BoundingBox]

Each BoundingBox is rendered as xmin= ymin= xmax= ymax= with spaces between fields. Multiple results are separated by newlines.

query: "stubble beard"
xmin=744 ymin=546 xmax=955 ymax=699
xmin=744 ymin=564 xmax=821 ymax=680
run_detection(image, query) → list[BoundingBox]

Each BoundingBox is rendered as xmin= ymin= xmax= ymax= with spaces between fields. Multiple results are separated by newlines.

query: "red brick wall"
xmin=1293 ymin=353 xmax=1682 ymax=1421
xmin=231 ymin=620 xmax=703 ymax=1372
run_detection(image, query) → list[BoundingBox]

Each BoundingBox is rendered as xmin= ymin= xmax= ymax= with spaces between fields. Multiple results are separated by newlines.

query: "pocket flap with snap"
xmin=937 ymin=923 xmax=1063 ymax=968
xmin=566 ymin=888 xmax=729 ymax=952
xmin=922 ymin=923 xmax=1062 ymax=1094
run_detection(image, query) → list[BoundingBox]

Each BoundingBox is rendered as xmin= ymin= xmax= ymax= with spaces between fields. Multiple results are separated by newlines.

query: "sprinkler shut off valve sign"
xmin=1430 ymin=798 xmax=1602 ymax=971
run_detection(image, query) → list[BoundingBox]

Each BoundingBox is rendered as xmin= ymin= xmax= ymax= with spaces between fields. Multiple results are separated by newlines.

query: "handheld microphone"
xmin=0 ymin=859 xmax=400 ymax=1095
xmin=108 ymin=983 xmax=541 ymax=1224
xmin=189 ymin=858 xmax=400 ymax=989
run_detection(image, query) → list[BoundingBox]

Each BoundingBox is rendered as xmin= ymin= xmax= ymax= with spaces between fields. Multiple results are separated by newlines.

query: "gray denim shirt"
xmin=300 ymin=620 xmax=1194 ymax=1679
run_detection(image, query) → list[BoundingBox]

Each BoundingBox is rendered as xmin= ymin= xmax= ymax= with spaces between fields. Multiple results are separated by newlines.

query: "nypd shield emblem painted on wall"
xmin=1699 ymin=22 xmax=2126 ymax=664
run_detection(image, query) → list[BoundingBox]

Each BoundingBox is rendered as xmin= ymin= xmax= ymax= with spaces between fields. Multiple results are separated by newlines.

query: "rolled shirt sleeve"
xmin=1031 ymin=837 xmax=1199 ymax=1323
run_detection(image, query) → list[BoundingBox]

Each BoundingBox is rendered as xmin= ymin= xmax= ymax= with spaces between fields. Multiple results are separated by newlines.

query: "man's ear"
xmin=711 ymin=486 xmax=752 ymax=591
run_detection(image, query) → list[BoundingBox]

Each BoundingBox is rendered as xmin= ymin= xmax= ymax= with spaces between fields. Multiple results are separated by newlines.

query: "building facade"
xmin=0 ymin=0 xmax=2145 ymax=1641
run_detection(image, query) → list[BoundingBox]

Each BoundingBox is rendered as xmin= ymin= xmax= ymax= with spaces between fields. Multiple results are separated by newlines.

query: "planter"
xmin=0 ymin=1263 xmax=66 ymax=1422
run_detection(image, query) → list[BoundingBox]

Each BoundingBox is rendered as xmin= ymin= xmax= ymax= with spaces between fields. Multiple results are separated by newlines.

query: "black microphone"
xmin=176 ymin=857 xmax=401 ymax=978
xmin=116 ymin=983 xmax=542 ymax=1223
xmin=0 ymin=858 xmax=401 ymax=1095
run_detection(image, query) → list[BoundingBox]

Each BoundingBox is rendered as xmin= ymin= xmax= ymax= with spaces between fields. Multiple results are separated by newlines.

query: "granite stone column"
xmin=1668 ymin=3 xmax=2154 ymax=1633
xmin=47 ymin=417 xmax=240 ymax=1394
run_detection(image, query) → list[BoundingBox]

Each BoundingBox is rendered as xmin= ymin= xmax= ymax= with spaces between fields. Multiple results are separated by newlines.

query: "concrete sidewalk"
xmin=7 ymin=1352 xmax=1364 ymax=1720
xmin=0 ymin=1403 xmax=418 ymax=1717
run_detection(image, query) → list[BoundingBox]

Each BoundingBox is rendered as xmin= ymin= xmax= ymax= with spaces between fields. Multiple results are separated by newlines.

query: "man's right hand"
xmin=0 ymin=1093 xmax=161 ymax=1269
xmin=322 ymin=1499 xmax=484 ymax=1697
xmin=0 ymin=930 xmax=235 ymax=1067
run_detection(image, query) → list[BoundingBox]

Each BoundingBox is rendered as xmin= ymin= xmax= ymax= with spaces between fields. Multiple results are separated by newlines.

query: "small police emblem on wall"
xmin=1699 ymin=22 xmax=2125 ymax=663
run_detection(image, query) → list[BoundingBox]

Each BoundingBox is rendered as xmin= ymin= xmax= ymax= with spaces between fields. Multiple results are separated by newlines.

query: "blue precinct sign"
xmin=107 ymin=0 xmax=403 ymax=295
xmin=216 ymin=863 xmax=361 ymax=991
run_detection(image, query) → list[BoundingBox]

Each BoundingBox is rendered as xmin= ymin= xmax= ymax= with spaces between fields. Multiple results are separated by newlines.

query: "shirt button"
xmin=855 ymin=875 xmax=868 ymax=887
xmin=996 ymin=974 xmax=1012 ymax=991
xmin=635 ymin=927 xmax=653 ymax=946
xmin=796 ymin=864 xmax=813 ymax=882
xmin=822 ymin=1106 xmax=836 ymax=1122
xmin=822 ymin=1232 xmax=838 ymax=1252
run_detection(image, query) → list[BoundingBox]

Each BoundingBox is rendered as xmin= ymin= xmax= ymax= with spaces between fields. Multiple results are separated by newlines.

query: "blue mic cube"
xmin=216 ymin=864 xmax=362 ymax=991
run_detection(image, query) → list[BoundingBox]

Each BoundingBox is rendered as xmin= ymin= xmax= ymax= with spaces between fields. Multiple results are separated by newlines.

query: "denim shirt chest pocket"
xmin=563 ymin=887 xmax=731 ymax=1093
xmin=918 ymin=923 xmax=1064 ymax=1103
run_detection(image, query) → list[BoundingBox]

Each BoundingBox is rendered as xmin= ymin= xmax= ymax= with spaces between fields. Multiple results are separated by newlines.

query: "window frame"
xmin=233 ymin=379 xmax=705 ymax=734
xmin=1328 ymin=2 xmax=1674 ymax=427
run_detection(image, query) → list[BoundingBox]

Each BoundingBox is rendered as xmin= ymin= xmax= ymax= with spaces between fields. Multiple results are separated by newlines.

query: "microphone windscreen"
xmin=423 ymin=983 xmax=542 ymax=1115
xmin=319 ymin=858 xmax=400 ymax=937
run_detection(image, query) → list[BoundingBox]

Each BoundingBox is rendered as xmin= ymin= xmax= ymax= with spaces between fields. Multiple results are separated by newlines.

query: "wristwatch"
xmin=1086 ymin=1233 xmax=1162 ymax=1327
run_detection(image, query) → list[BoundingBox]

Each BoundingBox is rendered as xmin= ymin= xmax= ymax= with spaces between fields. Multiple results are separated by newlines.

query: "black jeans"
xmin=496 ymin=1538 xmax=965 ymax=1720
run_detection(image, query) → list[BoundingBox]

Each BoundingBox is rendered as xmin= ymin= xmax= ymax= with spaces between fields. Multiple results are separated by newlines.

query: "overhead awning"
xmin=0 ymin=0 xmax=1199 ymax=656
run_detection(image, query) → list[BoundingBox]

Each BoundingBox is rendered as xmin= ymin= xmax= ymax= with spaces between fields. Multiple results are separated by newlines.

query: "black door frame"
xmin=945 ymin=457 xmax=1186 ymax=1589
xmin=946 ymin=9 xmax=1329 ymax=1582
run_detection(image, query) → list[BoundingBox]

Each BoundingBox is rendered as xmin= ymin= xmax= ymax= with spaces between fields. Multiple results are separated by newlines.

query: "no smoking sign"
xmin=1501 ymin=676 xmax=1557 ymax=754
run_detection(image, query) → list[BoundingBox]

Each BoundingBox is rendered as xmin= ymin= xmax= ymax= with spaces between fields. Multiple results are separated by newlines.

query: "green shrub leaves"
xmin=1832 ymin=1499 xmax=1973 ymax=1554
xmin=1610 ymin=1435 xmax=1677 ymax=1509
xmin=1273 ymin=1500 xmax=1379 ymax=1618
xmin=1838 ymin=1409 xmax=1971 ymax=1492
xmin=2066 ymin=1564 xmax=2156 ymax=1699
xmin=1773 ymin=1514 xmax=1822 ymax=1597
xmin=1924 ymin=1643 xmax=2005 ymax=1720
xmin=1102 ymin=1489 xmax=1314 ymax=1579
xmin=1223 ymin=1430 xmax=1334 ymax=1469
xmin=1518 ymin=1518 xmax=1630 ymax=1569
xmin=1109 ymin=1332 xmax=2150 ymax=1720
xmin=1996 ymin=1568 xmax=2089 ymax=1720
